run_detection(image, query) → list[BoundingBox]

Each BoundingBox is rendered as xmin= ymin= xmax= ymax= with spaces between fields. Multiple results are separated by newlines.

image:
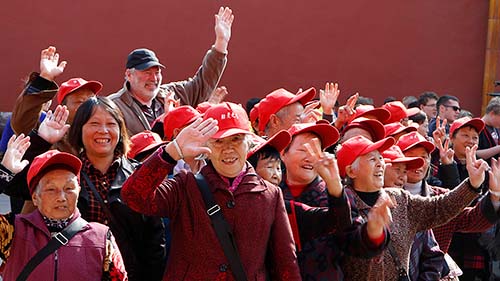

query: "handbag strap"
xmin=81 ymin=172 xmax=115 ymax=222
xmin=16 ymin=217 xmax=87 ymax=281
xmin=387 ymin=242 xmax=409 ymax=279
xmin=194 ymin=173 xmax=248 ymax=281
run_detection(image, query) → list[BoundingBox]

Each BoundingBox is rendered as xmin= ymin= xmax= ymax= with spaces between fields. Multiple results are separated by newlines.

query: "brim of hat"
xmin=289 ymin=87 xmax=316 ymax=106
xmin=401 ymin=140 xmax=435 ymax=154
xmin=386 ymin=126 xmax=417 ymax=137
xmin=360 ymin=137 xmax=396 ymax=158
xmin=356 ymin=108 xmax=391 ymax=123
xmin=134 ymin=61 xmax=166 ymax=71
xmin=459 ymin=119 xmax=486 ymax=135
xmin=129 ymin=141 xmax=166 ymax=159
xmin=294 ymin=123 xmax=340 ymax=149
xmin=387 ymin=156 xmax=425 ymax=170
xmin=58 ymin=80 xmax=103 ymax=104
xmin=406 ymin=107 xmax=421 ymax=117
xmin=211 ymin=128 xmax=250 ymax=139
xmin=247 ymin=130 xmax=291 ymax=158
xmin=344 ymin=118 xmax=386 ymax=141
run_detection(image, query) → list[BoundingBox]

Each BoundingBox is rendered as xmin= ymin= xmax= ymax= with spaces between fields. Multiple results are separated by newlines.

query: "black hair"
xmin=248 ymin=145 xmax=282 ymax=168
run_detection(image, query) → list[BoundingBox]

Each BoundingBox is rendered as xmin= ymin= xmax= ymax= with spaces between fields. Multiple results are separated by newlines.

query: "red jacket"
xmin=121 ymin=148 xmax=301 ymax=280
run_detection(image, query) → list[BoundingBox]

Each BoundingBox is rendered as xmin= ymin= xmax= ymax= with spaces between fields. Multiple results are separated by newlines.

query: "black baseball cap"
xmin=126 ymin=48 xmax=165 ymax=70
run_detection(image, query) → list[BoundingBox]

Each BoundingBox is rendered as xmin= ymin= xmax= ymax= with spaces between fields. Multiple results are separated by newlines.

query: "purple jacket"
xmin=2 ymin=209 xmax=108 ymax=281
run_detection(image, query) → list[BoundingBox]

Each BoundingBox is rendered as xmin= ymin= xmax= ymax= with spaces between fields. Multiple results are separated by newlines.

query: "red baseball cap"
xmin=384 ymin=122 xmax=417 ymax=138
xmin=163 ymin=106 xmax=201 ymax=140
xmin=128 ymin=131 xmax=166 ymax=159
xmin=449 ymin=117 xmax=485 ymax=137
xmin=287 ymin=122 xmax=340 ymax=149
xmin=337 ymin=136 xmax=395 ymax=178
xmin=381 ymin=101 xmax=420 ymax=124
xmin=350 ymin=105 xmax=391 ymax=124
xmin=249 ymin=105 xmax=259 ymax=123
xmin=396 ymin=131 xmax=435 ymax=153
xmin=343 ymin=117 xmax=386 ymax=142
xmin=203 ymin=102 xmax=250 ymax=139
xmin=247 ymin=130 xmax=292 ymax=159
xmin=382 ymin=145 xmax=424 ymax=170
xmin=195 ymin=102 xmax=212 ymax=114
xmin=57 ymin=78 xmax=103 ymax=105
xmin=27 ymin=150 xmax=82 ymax=195
xmin=257 ymin=87 xmax=316 ymax=131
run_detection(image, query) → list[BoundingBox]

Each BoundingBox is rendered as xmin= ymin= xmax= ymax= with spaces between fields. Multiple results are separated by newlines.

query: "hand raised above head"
xmin=166 ymin=118 xmax=218 ymax=161
xmin=38 ymin=105 xmax=70 ymax=144
xmin=1 ymin=134 xmax=30 ymax=174
xmin=39 ymin=46 xmax=67 ymax=81
xmin=320 ymin=82 xmax=340 ymax=115
xmin=214 ymin=7 xmax=234 ymax=53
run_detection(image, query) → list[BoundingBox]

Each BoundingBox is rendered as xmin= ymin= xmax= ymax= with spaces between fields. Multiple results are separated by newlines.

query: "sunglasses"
xmin=443 ymin=104 xmax=461 ymax=112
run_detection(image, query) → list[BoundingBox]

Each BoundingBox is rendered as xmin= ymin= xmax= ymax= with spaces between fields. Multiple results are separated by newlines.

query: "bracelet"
xmin=489 ymin=189 xmax=500 ymax=197
xmin=172 ymin=139 xmax=184 ymax=160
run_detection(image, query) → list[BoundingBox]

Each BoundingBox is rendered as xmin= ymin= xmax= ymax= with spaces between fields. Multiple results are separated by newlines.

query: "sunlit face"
xmin=268 ymin=102 xmax=304 ymax=136
xmin=348 ymin=150 xmax=385 ymax=191
xmin=207 ymin=134 xmax=249 ymax=178
xmin=82 ymin=107 xmax=120 ymax=159
xmin=32 ymin=169 xmax=80 ymax=220
xmin=420 ymin=98 xmax=437 ymax=119
xmin=404 ymin=146 xmax=430 ymax=183
xmin=451 ymin=126 xmax=479 ymax=160
xmin=384 ymin=162 xmax=407 ymax=188
xmin=255 ymin=156 xmax=282 ymax=186
xmin=341 ymin=127 xmax=373 ymax=143
xmin=281 ymin=133 xmax=320 ymax=185
xmin=63 ymin=89 xmax=95 ymax=123
xmin=440 ymin=100 xmax=460 ymax=123
xmin=126 ymin=66 xmax=162 ymax=103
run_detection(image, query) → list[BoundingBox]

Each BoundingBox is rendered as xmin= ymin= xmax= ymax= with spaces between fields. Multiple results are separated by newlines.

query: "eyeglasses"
xmin=443 ymin=105 xmax=461 ymax=112
xmin=424 ymin=103 xmax=436 ymax=108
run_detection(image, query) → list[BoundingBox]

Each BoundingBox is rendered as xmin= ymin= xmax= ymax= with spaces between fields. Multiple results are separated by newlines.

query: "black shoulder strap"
xmin=194 ymin=173 xmax=248 ymax=281
xmin=81 ymin=171 xmax=115 ymax=221
xmin=387 ymin=242 xmax=410 ymax=280
xmin=16 ymin=217 xmax=87 ymax=281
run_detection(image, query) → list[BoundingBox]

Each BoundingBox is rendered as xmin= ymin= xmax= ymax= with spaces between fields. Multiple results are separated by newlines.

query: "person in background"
xmin=0 ymin=136 xmax=127 ymax=280
xmin=477 ymin=97 xmax=500 ymax=163
xmin=108 ymin=7 xmax=234 ymax=136
xmin=418 ymin=91 xmax=439 ymax=120
xmin=428 ymin=95 xmax=461 ymax=137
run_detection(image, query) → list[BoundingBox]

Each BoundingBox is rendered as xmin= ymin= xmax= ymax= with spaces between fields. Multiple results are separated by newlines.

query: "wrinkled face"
xmin=417 ymin=118 xmax=429 ymax=137
xmin=348 ymin=150 xmax=385 ymax=191
xmin=82 ymin=107 xmax=120 ymax=158
xmin=281 ymin=133 xmax=319 ymax=185
xmin=421 ymin=98 xmax=437 ymax=119
xmin=404 ymin=146 xmax=430 ymax=183
xmin=341 ymin=127 xmax=373 ymax=143
xmin=126 ymin=66 xmax=162 ymax=102
xmin=384 ymin=162 xmax=407 ymax=188
xmin=255 ymin=156 xmax=282 ymax=186
xmin=269 ymin=102 xmax=304 ymax=136
xmin=32 ymin=169 xmax=80 ymax=220
xmin=207 ymin=134 xmax=249 ymax=178
xmin=451 ymin=126 xmax=479 ymax=159
xmin=63 ymin=89 xmax=95 ymax=123
xmin=440 ymin=100 xmax=460 ymax=123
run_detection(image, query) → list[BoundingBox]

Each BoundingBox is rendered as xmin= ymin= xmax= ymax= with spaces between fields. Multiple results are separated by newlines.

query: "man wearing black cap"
xmin=109 ymin=7 xmax=234 ymax=136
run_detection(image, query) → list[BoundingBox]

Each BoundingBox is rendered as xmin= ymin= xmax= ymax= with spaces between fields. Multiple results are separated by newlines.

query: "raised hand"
xmin=488 ymin=157 xmax=500 ymax=199
xmin=38 ymin=105 xmax=70 ymax=144
xmin=304 ymin=138 xmax=343 ymax=197
xmin=214 ymin=7 xmax=235 ymax=53
xmin=436 ymin=137 xmax=454 ymax=165
xmin=366 ymin=191 xmax=395 ymax=239
xmin=166 ymin=118 xmax=218 ymax=160
xmin=432 ymin=116 xmax=447 ymax=144
xmin=157 ymin=91 xmax=178 ymax=123
xmin=300 ymin=101 xmax=322 ymax=123
xmin=334 ymin=93 xmax=359 ymax=129
xmin=1 ymin=134 xmax=31 ymax=174
xmin=207 ymin=86 xmax=228 ymax=104
xmin=320 ymin=82 xmax=340 ymax=115
xmin=39 ymin=46 xmax=67 ymax=81
xmin=465 ymin=145 xmax=489 ymax=188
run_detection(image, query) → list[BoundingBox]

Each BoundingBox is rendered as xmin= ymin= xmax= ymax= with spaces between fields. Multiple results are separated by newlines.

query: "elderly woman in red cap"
xmin=121 ymin=102 xmax=301 ymax=280
xmin=0 ymin=135 xmax=126 ymax=281
xmin=337 ymin=135 xmax=490 ymax=281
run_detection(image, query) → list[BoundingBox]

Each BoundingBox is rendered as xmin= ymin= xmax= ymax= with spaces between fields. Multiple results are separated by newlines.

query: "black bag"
xmin=388 ymin=242 xmax=410 ymax=281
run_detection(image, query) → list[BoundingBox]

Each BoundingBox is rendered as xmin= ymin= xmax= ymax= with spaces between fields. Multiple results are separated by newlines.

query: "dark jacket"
xmin=121 ymin=148 xmax=301 ymax=280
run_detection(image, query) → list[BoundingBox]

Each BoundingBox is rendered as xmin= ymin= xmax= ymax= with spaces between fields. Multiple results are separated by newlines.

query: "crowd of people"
xmin=0 ymin=6 xmax=499 ymax=281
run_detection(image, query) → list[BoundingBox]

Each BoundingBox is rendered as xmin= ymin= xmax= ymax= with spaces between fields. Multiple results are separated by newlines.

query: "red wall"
xmin=0 ymin=0 xmax=492 ymax=115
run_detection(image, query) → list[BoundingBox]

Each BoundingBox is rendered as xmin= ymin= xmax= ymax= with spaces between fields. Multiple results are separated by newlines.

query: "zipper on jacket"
xmin=54 ymin=250 xmax=58 ymax=281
